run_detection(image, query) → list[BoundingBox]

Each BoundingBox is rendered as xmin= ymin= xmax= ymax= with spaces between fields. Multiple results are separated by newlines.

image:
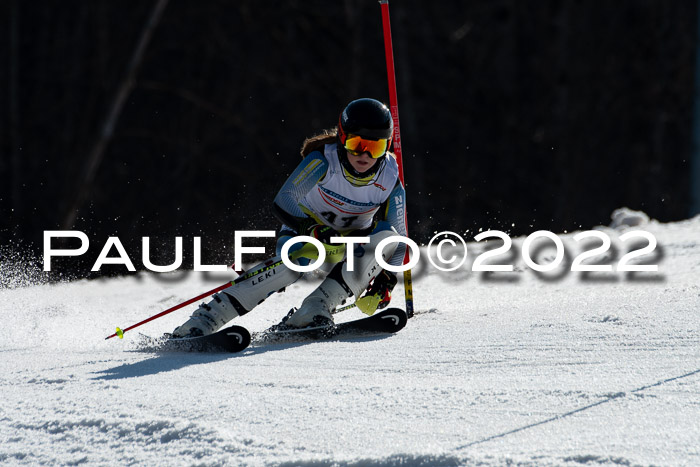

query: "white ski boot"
xmin=171 ymin=255 xmax=304 ymax=337
xmin=171 ymin=292 xmax=241 ymax=337
xmin=284 ymin=229 xmax=400 ymax=328
xmin=283 ymin=276 xmax=349 ymax=328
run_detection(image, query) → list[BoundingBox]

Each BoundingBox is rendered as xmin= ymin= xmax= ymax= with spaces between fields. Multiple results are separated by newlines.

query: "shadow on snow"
xmin=92 ymin=333 xmax=394 ymax=381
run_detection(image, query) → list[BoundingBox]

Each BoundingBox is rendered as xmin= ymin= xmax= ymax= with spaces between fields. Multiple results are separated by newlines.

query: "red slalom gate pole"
xmin=380 ymin=0 xmax=414 ymax=318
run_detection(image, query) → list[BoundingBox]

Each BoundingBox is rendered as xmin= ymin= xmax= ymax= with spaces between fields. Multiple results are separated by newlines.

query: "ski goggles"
xmin=342 ymin=134 xmax=390 ymax=159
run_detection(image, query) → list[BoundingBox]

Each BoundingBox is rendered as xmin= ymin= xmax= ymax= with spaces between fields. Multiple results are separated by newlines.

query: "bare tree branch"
xmin=61 ymin=0 xmax=170 ymax=229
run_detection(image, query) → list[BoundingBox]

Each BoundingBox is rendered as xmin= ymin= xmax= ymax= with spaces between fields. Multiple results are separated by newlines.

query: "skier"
xmin=171 ymin=98 xmax=407 ymax=337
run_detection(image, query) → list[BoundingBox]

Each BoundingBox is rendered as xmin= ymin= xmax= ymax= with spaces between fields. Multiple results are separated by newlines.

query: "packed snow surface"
xmin=1 ymin=214 xmax=699 ymax=466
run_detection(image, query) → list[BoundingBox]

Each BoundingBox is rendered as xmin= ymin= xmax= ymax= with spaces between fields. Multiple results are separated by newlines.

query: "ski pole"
xmin=105 ymin=257 xmax=290 ymax=340
xmin=380 ymin=0 xmax=414 ymax=318
xmin=105 ymin=244 xmax=331 ymax=340
xmin=105 ymin=281 xmax=235 ymax=339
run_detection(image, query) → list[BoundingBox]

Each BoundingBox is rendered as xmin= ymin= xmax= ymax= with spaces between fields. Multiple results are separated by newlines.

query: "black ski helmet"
xmin=337 ymin=98 xmax=393 ymax=177
xmin=339 ymin=98 xmax=394 ymax=144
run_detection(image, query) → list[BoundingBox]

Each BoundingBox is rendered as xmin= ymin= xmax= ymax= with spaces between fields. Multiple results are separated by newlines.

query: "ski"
xmin=136 ymin=308 xmax=407 ymax=352
xmin=139 ymin=325 xmax=251 ymax=353
xmin=258 ymin=307 xmax=408 ymax=343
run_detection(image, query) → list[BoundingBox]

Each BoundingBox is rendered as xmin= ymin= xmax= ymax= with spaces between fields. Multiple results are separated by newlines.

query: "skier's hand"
xmin=306 ymin=224 xmax=340 ymax=245
xmin=296 ymin=218 xmax=338 ymax=244
xmin=356 ymin=270 xmax=397 ymax=316
xmin=372 ymin=270 xmax=398 ymax=295
xmin=288 ymin=224 xmax=344 ymax=264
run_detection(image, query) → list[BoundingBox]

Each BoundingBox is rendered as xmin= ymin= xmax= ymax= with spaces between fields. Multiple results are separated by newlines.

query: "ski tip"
xmin=222 ymin=325 xmax=252 ymax=352
xmin=381 ymin=307 xmax=408 ymax=330
xmin=116 ymin=327 xmax=124 ymax=339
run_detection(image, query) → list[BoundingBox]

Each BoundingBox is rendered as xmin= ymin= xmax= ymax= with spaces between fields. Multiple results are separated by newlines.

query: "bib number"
xmin=321 ymin=211 xmax=358 ymax=229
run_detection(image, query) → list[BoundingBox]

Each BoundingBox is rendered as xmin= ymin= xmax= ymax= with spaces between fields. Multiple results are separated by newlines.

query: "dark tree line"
xmin=0 ymin=0 xmax=696 ymax=277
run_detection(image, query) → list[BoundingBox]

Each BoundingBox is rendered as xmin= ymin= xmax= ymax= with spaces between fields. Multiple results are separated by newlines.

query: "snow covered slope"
xmin=1 ymin=214 xmax=699 ymax=466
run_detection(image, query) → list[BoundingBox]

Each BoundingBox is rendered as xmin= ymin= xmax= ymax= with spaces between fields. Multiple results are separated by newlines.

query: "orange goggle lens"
xmin=343 ymin=134 xmax=389 ymax=159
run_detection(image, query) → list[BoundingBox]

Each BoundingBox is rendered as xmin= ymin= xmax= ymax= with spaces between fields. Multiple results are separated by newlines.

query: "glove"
xmin=356 ymin=270 xmax=398 ymax=316
xmin=295 ymin=217 xmax=339 ymax=244
xmin=288 ymin=223 xmax=344 ymax=264
xmin=306 ymin=224 xmax=339 ymax=245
